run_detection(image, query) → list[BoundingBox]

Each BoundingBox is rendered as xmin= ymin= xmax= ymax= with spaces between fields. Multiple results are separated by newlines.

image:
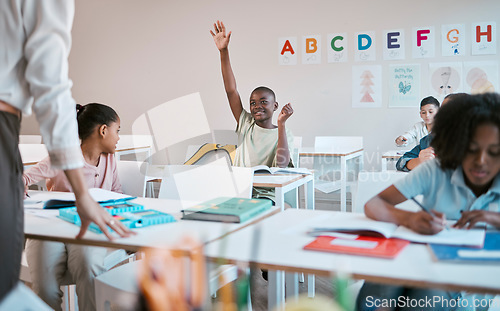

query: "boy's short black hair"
xmin=420 ymin=96 xmax=440 ymax=108
xmin=251 ymin=86 xmax=276 ymax=102
xmin=431 ymin=93 xmax=500 ymax=170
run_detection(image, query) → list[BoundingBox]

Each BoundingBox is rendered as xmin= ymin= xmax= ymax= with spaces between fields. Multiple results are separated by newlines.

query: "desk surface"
xmin=147 ymin=165 xmax=312 ymax=188
xmin=19 ymin=143 xmax=151 ymax=166
xmin=204 ymin=209 xmax=500 ymax=295
xmin=24 ymin=196 xmax=279 ymax=252
xmin=300 ymin=147 xmax=364 ymax=157
xmin=382 ymin=149 xmax=410 ymax=159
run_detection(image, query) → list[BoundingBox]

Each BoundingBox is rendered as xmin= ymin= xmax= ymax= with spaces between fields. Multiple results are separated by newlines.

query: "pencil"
xmin=411 ymin=198 xmax=449 ymax=230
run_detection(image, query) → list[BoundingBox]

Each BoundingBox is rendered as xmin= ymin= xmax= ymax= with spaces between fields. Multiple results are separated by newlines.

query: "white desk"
xmin=19 ymin=144 xmax=48 ymax=168
xmin=24 ymin=196 xmax=279 ymax=252
xmin=381 ymin=149 xmax=409 ymax=171
xmin=147 ymin=165 xmax=315 ymax=212
xmin=205 ymin=209 xmax=500 ymax=310
xmin=300 ymin=147 xmax=364 ymax=212
xmin=19 ymin=143 xmax=151 ymax=168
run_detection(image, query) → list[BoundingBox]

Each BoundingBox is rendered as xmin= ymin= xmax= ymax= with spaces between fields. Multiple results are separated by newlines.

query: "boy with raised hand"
xmin=210 ymin=20 xmax=294 ymax=203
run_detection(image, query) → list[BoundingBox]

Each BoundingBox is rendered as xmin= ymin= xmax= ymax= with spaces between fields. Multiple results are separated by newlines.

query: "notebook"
xmin=428 ymin=232 xmax=500 ymax=263
xmin=304 ymin=235 xmax=410 ymax=258
xmin=309 ymin=213 xmax=486 ymax=247
xmin=36 ymin=188 xmax=137 ymax=209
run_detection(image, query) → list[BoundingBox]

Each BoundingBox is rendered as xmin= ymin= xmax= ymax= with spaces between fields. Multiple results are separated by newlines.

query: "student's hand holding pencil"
xmin=405 ymin=210 xmax=447 ymax=235
xmin=210 ymin=20 xmax=231 ymax=51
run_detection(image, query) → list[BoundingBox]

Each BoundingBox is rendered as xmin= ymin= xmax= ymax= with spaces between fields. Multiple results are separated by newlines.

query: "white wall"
xmin=20 ymin=0 xmax=500 ymax=169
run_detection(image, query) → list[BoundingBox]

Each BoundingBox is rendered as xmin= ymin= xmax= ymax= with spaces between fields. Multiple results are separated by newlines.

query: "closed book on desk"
xmin=310 ymin=213 xmax=486 ymax=247
xmin=304 ymin=236 xmax=410 ymax=259
xmin=428 ymin=232 xmax=500 ymax=263
xmin=181 ymin=197 xmax=272 ymax=223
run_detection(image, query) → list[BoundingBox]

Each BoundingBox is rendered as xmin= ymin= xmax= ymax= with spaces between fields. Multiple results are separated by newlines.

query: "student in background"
xmin=395 ymin=96 xmax=440 ymax=147
xmin=357 ymin=93 xmax=500 ymax=311
xmin=24 ymin=103 xmax=127 ymax=311
xmin=0 ymin=1 xmax=130 ymax=301
xmin=396 ymin=93 xmax=467 ymax=172
xmin=210 ymin=20 xmax=294 ymax=203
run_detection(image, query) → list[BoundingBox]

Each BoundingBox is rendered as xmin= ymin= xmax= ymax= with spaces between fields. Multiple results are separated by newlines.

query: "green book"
xmin=181 ymin=197 xmax=272 ymax=223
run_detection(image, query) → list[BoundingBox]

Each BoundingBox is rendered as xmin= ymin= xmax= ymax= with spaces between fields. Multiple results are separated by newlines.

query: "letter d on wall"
xmin=358 ymin=34 xmax=372 ymax=51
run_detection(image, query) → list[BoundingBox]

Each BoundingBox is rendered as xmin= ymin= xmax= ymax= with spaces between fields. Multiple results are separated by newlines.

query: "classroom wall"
xmin=20 ymin=0 xmax=500 ymax=170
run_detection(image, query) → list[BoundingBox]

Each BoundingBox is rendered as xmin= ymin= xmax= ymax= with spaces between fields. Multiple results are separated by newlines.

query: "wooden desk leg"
xmin=340 ymin=156 xmax=347 ymax=212
xmin=268 ymin=270 xmax=285 ymax=311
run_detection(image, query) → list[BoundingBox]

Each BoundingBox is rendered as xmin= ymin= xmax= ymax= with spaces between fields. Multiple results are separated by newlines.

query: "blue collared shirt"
xmin=394 ymin=159 xmax=500 ymax=220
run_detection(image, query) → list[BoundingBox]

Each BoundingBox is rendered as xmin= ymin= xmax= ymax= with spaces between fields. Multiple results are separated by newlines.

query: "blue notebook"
xmin=428 ymin=232 xmax=500 ymax=263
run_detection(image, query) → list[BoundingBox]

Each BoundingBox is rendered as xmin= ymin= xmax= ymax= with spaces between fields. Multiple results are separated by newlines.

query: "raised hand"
xmin=210 ymin=20 xmax=232 ymax=51
xmin=277 ymin=103 xmax=294 ymax=125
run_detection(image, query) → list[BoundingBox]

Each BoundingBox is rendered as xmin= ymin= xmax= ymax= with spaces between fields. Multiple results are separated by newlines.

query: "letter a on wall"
xmin=278 ymin=37 xmax=297 ymax=65
xmin=302 ymin=35 xmax=321 ymax=64
xmin=471 ymin=22 xmax=497 ymax=55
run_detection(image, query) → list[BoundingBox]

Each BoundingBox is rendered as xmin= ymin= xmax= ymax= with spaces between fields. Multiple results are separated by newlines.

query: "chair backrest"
xmin=184 ymin=143 xmax=236 ymax=166
xmin=116 ymin=161 xmax=148 ymax=197
xmin=158 ymin=160 xmax=253 ymax=207
xmin=314 ymin=136 xmax=363 ymax=152
xmin=354 ymin=171 xmax=417 ymax=213
xmin=19 ymin=135 xmax=42 ymax=144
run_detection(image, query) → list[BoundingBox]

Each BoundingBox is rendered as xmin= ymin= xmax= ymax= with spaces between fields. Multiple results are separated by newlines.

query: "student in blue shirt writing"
xmin=357 ymin=93 xmax=500 ymax=311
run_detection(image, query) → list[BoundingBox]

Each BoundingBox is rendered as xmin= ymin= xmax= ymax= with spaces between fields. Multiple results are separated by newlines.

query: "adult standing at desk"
xmin=0 ymin=0 xmax=131 ymax=302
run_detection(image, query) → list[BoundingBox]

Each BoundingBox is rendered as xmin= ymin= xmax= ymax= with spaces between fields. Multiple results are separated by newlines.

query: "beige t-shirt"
xmin=234 ymin=110 xmax=294 ymax=201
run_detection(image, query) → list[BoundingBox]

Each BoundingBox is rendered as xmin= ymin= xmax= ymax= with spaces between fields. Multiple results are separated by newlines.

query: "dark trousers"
xmin=0 ymin=111 xmax=24 ymax=302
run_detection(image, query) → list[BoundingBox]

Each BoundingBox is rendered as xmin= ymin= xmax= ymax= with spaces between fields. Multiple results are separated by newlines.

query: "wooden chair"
xmin=184 ymin=143 xmax=237 ymax=166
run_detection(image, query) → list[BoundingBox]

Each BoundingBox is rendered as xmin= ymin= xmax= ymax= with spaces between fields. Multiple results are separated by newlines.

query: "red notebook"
xmin=304 ymin=235 xmax=410 ymax=259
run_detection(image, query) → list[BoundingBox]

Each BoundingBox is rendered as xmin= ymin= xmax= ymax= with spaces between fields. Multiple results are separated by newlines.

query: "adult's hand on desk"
xmin=405 ymin=210 xmax=446 ymax=235
xmin=75 ymin=193 xmax=134 ymax=240
xmin=64 ymin=167 xmax=134 ymax=240
xmin=454 ymin=210 xmax=500 ymax=229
